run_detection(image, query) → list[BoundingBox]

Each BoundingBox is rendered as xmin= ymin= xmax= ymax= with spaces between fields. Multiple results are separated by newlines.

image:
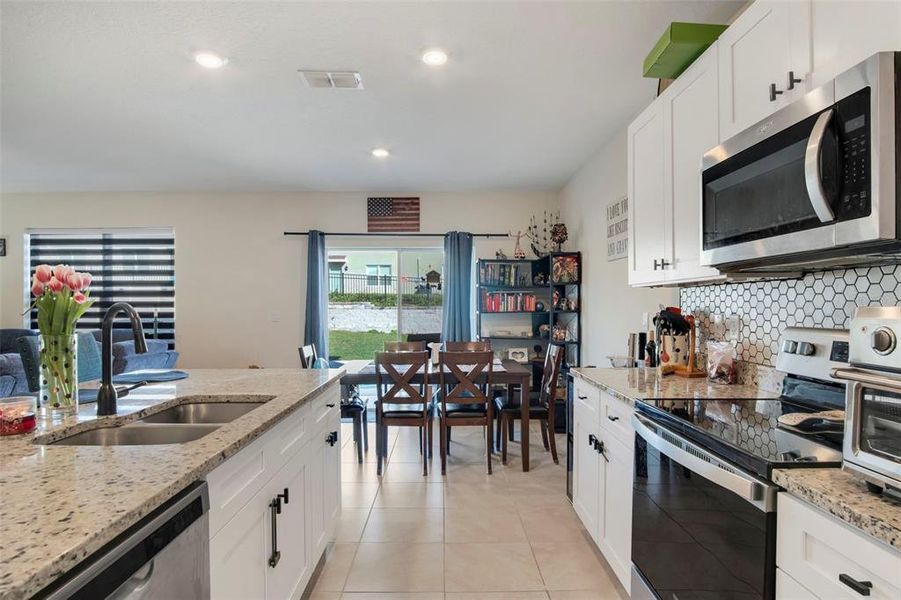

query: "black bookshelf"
xmin=476 ymin=252 xmax=582 ymax=372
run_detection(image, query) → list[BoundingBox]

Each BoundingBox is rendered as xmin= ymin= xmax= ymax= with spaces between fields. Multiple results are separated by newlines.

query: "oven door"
xmin=700 ymin=52 xmax=895 ymax=271
xmin=835 ymin=369 xmax=901 ymax=488
xmin=631 ymin=412 xmax=778 ymax=600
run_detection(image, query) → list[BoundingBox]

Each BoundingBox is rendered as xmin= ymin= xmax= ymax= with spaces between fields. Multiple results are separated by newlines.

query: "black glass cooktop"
xmin=635 ymin=377 xmax=845 ymax=479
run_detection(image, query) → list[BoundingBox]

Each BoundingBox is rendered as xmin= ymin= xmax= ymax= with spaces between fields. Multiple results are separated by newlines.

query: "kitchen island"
xmin=0 ymin=368 xmax=343 ymax=600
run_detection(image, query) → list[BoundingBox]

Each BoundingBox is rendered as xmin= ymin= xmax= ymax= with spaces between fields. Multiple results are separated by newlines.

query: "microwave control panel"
xmin=834 ymin=86 xmax=872 ymax=221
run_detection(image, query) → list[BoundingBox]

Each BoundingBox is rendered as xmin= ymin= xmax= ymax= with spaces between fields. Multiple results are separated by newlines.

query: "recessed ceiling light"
xmin=371 ymin=148 xmax=390 ymax=158
xmin=194 ymin=52 xmax=228 ymax=69
xmin=421 ymin=49 xmax=448 ymax=67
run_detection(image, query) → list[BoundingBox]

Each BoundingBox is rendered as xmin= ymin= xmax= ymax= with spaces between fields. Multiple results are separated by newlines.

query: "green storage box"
xmin=643 ymin=22 xmax=728 ymax=79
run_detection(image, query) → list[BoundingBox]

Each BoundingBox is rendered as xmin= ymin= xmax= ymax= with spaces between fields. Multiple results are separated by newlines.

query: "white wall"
xmin=560 ymin=130 xmax=677 ymax=366
xmin=0 ymin=192 xmax=557 ymax=367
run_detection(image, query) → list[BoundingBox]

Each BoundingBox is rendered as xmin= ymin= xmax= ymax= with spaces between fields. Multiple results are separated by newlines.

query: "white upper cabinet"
xmin=662 ymin=46 xmax=724 ymax=285
xmin=717 ymin=0 xmax=812 ymax=141
xmin=627 ymin=100 xmax=667 ymax=286
xmin=808 ymin=0 xmax=901 ymax=88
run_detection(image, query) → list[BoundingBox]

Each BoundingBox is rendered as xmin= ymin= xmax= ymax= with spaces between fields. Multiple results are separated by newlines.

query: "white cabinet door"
xmin=266 ymin=456 xmax=311 ymax=600
xmin=322 ymin=414 xmax=342 ymax=541
xmin=628 ymin=100 xmax=668 ymax=286
xmin=718 ymin=0 xmax=811 ymax=140
xmin=210 ymin=488 xmax=270 ymax=600
xmin=598 ymin=435 xmax=633 ymax=593
xmin=306 ymin=432 xmax=327 ymax=559
xmin=809 ymin=0 xmax=901 ymax=88
xmin=662 ymin=46 xmax=725 ymax=285
xmin=572 ymin=383 xmax=601 ymax=541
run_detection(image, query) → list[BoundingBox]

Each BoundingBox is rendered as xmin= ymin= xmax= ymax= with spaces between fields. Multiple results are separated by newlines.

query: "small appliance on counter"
xmin=832 ymin=306 xmax=901 ymax=498
xmin=630 ymin=326 xmax=849 ymax=600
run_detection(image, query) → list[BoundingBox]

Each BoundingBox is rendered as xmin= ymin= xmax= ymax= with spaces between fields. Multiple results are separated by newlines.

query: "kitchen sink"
xmin=139 ymin=402 xmax=262 ymax=424
xmin=49 ymin=423 xmax=221 ymax=446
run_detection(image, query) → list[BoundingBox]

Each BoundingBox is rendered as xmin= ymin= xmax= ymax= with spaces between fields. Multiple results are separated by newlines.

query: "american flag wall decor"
xmin=367 ymin=197 xmax=421 ymax=232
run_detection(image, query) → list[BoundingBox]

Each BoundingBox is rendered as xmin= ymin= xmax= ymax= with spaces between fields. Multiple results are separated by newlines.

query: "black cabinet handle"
xmin=769 ymin=83 xmax=784 ymax=101
xmin=326 ymin=431 xmax=339 ymax=446
xmin=588 ymin=433 xmax=597 ymax=447
xmin=577 ymin=395 xmax=588 ymax=400
xmin=595 ymin=440 xmax=610 ymax=462
xmin=788 ymin=70 xmax=802 ymax=90
xmin=326 ymin=403 xmax=336 ymax=408
xmin=278 ymin=487 xmax=289 ymax=505
xmin=268 ymin=498 xmax=282 ymax=568
xmin=607 ymin=415 xmax=620 ymax=422
xmin=839 ymin=574 xmax=872 ymax=596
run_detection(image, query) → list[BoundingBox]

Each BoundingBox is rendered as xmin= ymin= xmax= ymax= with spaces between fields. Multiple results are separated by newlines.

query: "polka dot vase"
xmin=39 ymin=334 xmax=78 ymax=415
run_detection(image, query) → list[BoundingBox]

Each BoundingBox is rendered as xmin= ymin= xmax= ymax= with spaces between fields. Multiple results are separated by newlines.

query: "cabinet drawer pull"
xmin=607 ymin=415 xmax=620 ymax=422
xmin=277 ymin=487 xmax=289 ymax=505
xmin=326 ymin=431 xmax=339 ymax=446
xmin=788 ymin=70 xmax=803 ymax=90
xmin=588 ymin=433 xmax=597 ymax=447
xmin=839 ymin=574 xmax=873 ymax=596
xmin=769 ymin=83 xmax=784 ymax=101
xmin=268 ymin=498 xmax=282 ymax=568
xmin=577 ymin=394 xmax=588 ymax=400
xmin=326 ymin=403 xmax=336 ymax=408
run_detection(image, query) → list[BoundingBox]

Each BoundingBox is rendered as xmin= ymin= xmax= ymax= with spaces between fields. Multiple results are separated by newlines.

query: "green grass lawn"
xmin=329 ymin=329 xmax=398 ymax=360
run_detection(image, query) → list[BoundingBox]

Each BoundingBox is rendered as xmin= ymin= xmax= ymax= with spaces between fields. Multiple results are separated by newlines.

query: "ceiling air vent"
xmin=298 ymin=70 xmax=363 ymax=89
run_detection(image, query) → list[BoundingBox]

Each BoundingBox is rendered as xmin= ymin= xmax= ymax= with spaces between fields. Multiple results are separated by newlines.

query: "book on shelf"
xmin=479 ymin=262 xmax=531 ymax=287
xmin=480 ymin=290 xmax=539 ymax=313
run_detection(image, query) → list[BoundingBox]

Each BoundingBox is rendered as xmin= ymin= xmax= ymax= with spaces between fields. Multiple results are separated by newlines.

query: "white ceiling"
xmin=0 ymin=1 xmax=742 ymax=193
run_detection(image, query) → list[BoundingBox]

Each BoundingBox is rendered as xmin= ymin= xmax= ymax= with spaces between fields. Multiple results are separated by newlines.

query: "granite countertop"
xmin=572 ymin=366 xmax=781 ymax=404
xmin=773 ymin=468 xmax=901 ymax=550
xmin=0 ymin=368 xmax=343 ymax=600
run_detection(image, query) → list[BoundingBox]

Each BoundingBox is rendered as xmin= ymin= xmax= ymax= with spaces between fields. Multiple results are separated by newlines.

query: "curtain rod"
xmin=283 ymin=231 xmax=509 ymax=238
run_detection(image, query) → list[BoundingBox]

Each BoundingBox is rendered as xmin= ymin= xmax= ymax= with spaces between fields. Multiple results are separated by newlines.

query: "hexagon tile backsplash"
xmin=680 ymin=264 xmax=900 ymax=369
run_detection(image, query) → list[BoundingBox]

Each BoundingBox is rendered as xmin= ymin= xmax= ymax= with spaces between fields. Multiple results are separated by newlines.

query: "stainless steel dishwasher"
xmin=40 ymin=482 xmax=210 ymax=600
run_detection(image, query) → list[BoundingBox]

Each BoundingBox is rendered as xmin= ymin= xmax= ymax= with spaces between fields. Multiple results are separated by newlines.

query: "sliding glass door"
xmin=327 ymin=247 xmax=443 ymax=360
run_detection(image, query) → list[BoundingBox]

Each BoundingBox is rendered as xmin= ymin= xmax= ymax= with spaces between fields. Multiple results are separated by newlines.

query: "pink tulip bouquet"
xmin=28 ymin=264 xmax=96 ymax=411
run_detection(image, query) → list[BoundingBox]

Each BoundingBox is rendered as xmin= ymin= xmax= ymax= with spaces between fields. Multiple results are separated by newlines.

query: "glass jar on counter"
xmin=0 ymin=396 xmax=37 ymax=435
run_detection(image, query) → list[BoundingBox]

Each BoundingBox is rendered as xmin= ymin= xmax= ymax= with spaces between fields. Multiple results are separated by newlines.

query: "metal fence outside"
xmin=329 ymin=272 xmax=441 ymax=297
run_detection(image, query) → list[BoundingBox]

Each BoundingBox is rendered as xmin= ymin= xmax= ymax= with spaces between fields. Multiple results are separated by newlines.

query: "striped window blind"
xmin=27 ymin=229 xmax=175 ymax=348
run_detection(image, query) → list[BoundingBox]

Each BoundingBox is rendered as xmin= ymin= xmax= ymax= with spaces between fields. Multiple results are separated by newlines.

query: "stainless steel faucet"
xmin=96 ymin=302 xmax=149 ymax=416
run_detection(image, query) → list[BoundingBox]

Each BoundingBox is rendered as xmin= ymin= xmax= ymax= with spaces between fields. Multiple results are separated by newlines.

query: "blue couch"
xmin=89 ymin=330 xmax=178 ymax=375
xmin=0 ymin=329 xmax=36 ymax=396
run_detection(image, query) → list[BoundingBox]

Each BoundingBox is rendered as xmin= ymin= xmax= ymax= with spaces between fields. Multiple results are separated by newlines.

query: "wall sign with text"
xmin=606 ymin=196 xmax=628 ymax=261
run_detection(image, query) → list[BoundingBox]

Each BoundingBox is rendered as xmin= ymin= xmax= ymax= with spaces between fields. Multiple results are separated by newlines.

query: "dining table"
xmin=339 ymin=358 xmax=535 ymax=471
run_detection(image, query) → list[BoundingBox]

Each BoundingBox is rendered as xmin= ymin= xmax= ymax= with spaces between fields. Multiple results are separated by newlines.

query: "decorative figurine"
xmin=509 ymin=230 xmax=526 ymax=259
xmin=533 ymin=272 xmax=547 ymax=285
xmin=495 ymin=249 xmax=507 ymax=259
xmin=535 ymin=301 xmax=546 ymax=312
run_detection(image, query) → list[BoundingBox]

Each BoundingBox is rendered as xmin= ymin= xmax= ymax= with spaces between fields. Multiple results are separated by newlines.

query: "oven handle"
xmin=831 ymin=368 xmax=901 ymax=392
xmin=804 ymin=108 xmax=837 ymax=223
xmin=631 ymin=412 xmax=777 ymax=512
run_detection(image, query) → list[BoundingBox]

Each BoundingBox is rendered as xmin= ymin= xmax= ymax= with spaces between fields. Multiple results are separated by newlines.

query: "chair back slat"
xmin=443 ymin=341 xmax=491 ymax=352
xmin=439 ymin=351 xmax=493 ymax=405
xmin=539 ymin=344 xmax=564 ymax=407
xmin=384 ymin=341 xmax=426 ymax=352
xmin=298 ymin=344 xmax=317 ymax=369
xmin=375 ymin=351 xmax=428 ymax=405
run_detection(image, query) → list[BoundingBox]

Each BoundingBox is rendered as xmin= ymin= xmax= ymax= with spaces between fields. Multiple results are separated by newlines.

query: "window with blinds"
xmin=27 ymin=230 xmax=175 ymax=348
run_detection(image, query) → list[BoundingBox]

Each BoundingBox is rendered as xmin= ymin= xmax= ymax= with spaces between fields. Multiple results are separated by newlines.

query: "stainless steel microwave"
xmin=701 ymin=52 xmax=901 ymax=273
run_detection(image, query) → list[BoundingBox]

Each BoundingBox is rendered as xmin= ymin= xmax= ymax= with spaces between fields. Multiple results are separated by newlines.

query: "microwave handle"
xmin=804 ymin=108 xmax=837 ymax=223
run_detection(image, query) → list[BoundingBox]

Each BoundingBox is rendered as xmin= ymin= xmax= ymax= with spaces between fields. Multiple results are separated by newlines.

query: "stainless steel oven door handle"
xmin=831 ymin=367 xmax=901 ymax=392
xmin=804 ymin=108 xmax=837 ymax=223
xmin=631 ymin=413 xmax=777 ymax=512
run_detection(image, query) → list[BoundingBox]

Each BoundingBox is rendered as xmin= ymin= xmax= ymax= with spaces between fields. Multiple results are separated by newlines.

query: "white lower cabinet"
xmin=570 ymin=376 xmax=634 ymax=594
xmin=776 ymin=492 xmax=901 ymax=600
xmin=209 ymin=385 xmax=341 ymax=600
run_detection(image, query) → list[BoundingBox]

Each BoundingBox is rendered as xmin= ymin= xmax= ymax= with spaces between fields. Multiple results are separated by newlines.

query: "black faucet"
xmin=96 ymin=302 xmax=149 ymax=416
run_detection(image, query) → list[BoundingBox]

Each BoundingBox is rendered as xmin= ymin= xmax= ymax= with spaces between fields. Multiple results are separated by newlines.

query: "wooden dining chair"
xmin=298 ymin=344 xmax=317 ymax=369
xmin=496 ymin=343 xmax=564 ymax=465
xmin=438 ymin=351 xmax=494 ymax=475
xmin=443 ymin=341 xmax=491 ymax=351
xmin=299 ymin=343 xmax=369 ymax=463
xmin=375 ymin=351 xmax=433 ymax=476
xmin=384 ymin=341 xmax=426 ymax=351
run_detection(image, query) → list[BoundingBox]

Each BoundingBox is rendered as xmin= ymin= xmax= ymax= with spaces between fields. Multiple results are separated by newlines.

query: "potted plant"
xmin=28 ymin=264 xmax=95 ymax=413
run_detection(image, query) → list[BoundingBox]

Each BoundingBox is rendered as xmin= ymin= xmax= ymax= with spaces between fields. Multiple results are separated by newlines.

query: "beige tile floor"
xmin=307 ymin=420 xmax=627 ymax=600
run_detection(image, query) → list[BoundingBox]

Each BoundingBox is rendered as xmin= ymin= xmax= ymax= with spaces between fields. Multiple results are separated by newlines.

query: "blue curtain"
xmin=304 ymin=230 xmax=329 ymax=359
xmin=442 ymin=231 xmax=474 ymax=342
